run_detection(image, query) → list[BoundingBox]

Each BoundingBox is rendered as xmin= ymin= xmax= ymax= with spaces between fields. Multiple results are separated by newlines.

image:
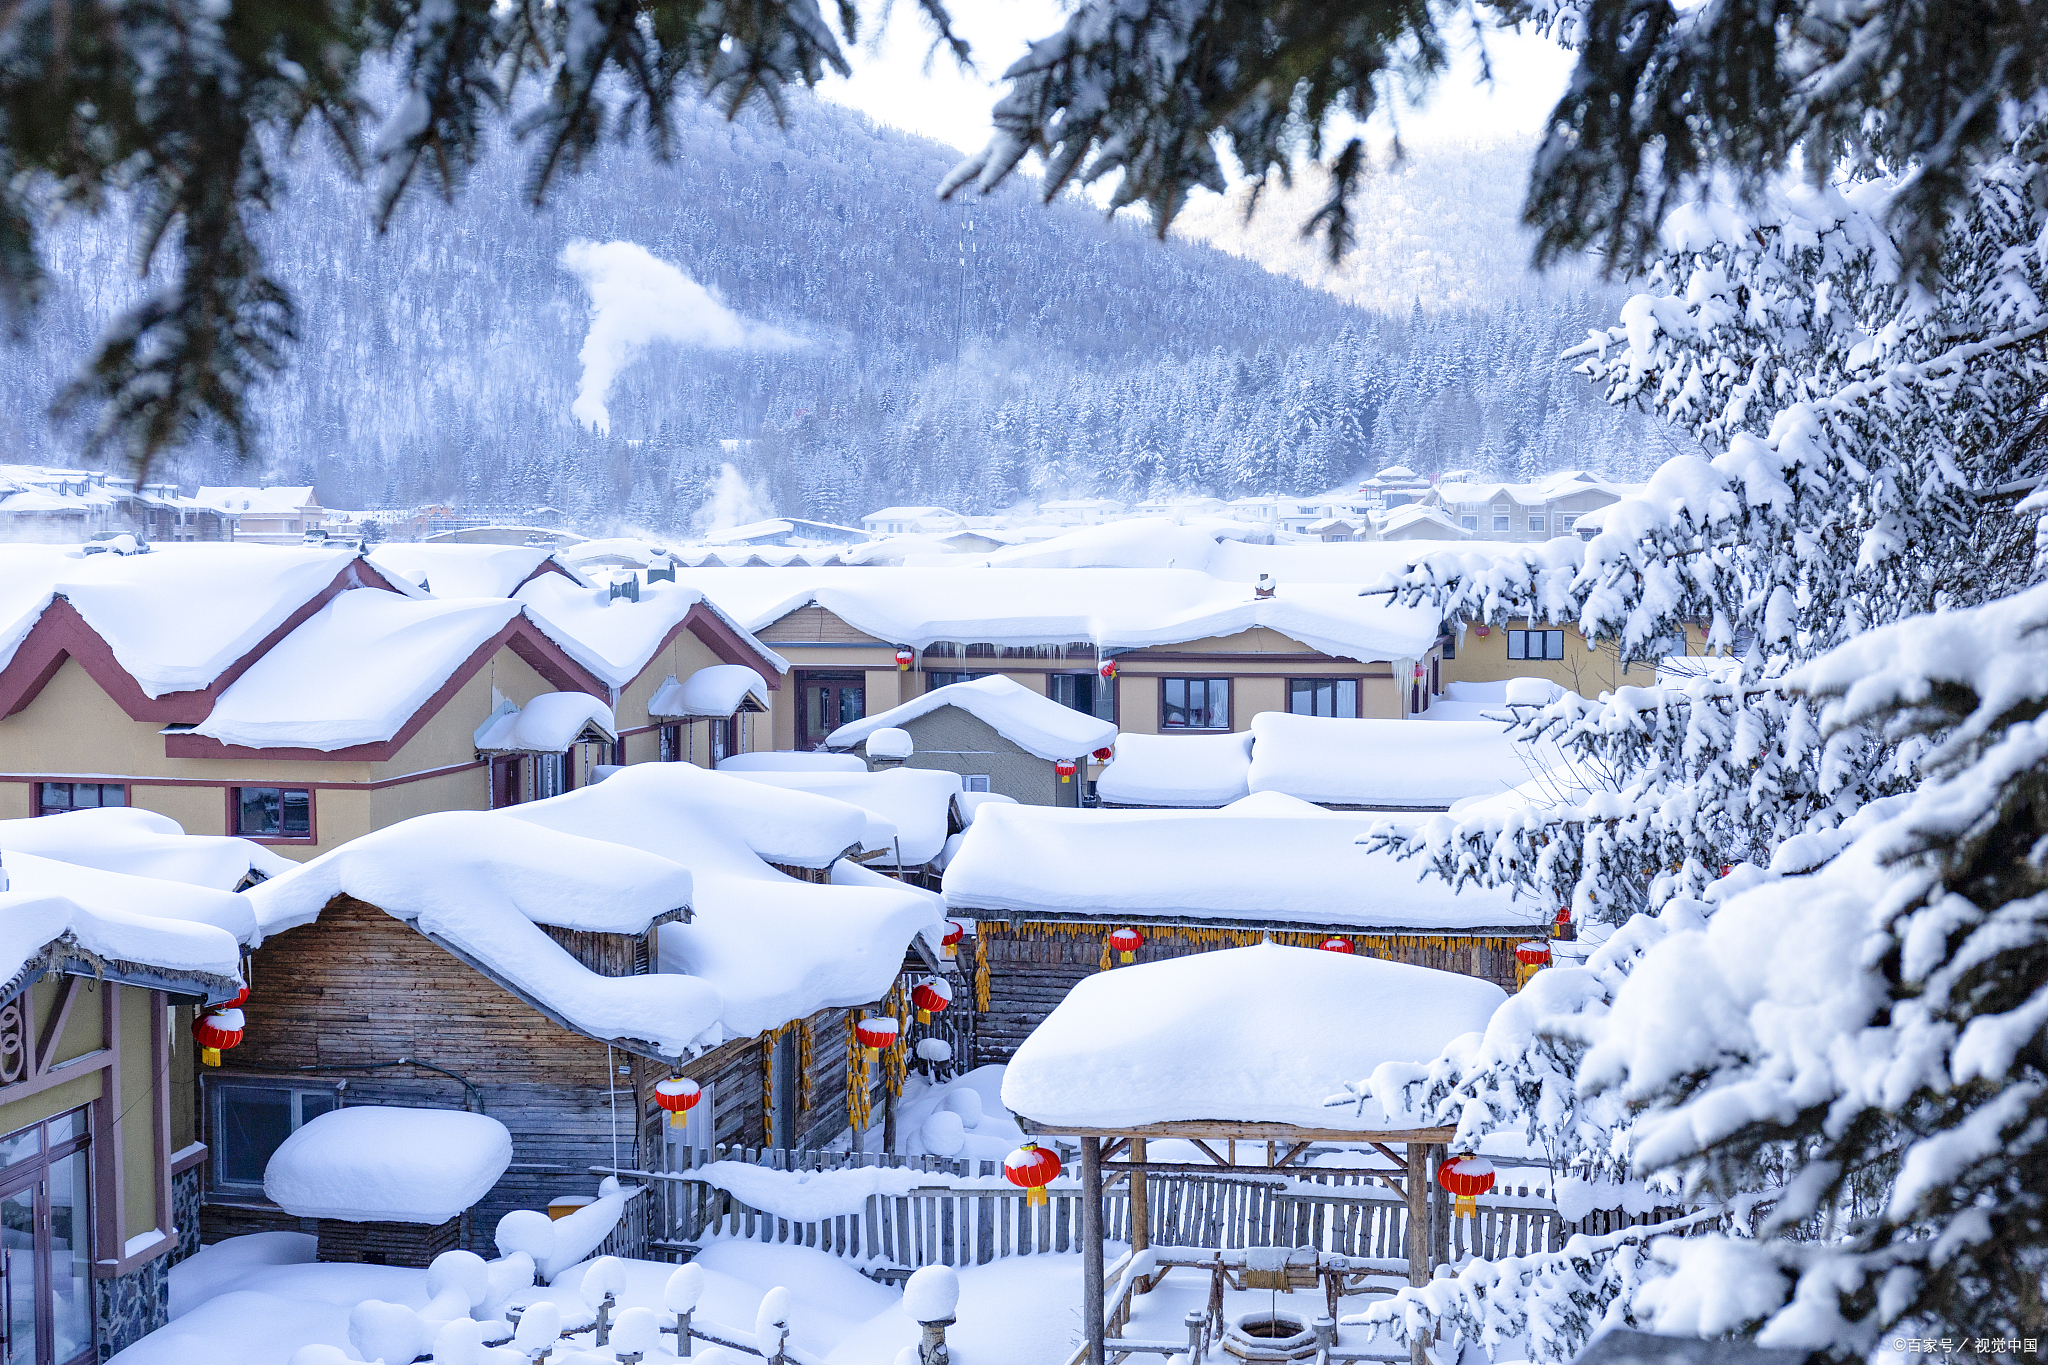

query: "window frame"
xmin=1506 ymin=629 xmax=1567 ymax=661
xmin=1159 ymin=677 xmax=1232 ymax=731
xmin=1285 ymin=677 xmax=1361 ymax=719
xmin=1528 ymin=514 xmax=1546 ymax=534
xmin=227 ymin=786 xmax=315 ymax=843
xmin=1049 ymin=671 xmax=1118 ymax=725
xmin=34 ymin=782 xmax=126 ymax=818
xmin=204 ymin=1078 xmax=344 ymax=1201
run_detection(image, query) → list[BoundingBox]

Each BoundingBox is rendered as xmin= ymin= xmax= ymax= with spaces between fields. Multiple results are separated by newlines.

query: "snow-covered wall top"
xmin=826 ymin=674 xmax=1116 ymax=762
xmin=1001 ymin=943 xmax=1507 ymax=1129
xmin=941 ymin=798 xmax=1535 ymax=929
xmin=0 ymin=806 xmax=293 ymax=892
xmin=516 ymin=574 xmax=787 ymax=689
xmin=1095 ymin=730 xmax=1254 ymax=807
xmin=0 ymin=542 xmax=359 ymax=697
xmin=1246 ymin=712 xmax=1556 ymax=808
xmin=0 ymin=878 xmax=245 ymax=1002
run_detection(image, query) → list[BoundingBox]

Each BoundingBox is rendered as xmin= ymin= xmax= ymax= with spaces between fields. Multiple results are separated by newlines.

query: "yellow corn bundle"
xmin=844 ymin=1014 xmax=873 ymax=1132
xmin=974 ymin=934 xmax=991 ymax=1012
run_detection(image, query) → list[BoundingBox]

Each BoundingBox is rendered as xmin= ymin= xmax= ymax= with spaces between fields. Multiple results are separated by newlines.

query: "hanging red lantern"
xmin=226 ymin=985 xmax=249 ymax=1008
xmin=1474 ymin=624 xmax=1491 ymax=637
xmin=191 ymin=1008 xmax=244 ymax=1068
xmin=1003 ymin=1143 xmax=1063 ymax=1207
xmin=1054 ymin=759 xmax=1077 ymax=782
xmin=653 ymin=1075 xmax=702 ymax=1128
xmin=895 ymin=646 xmax=914 ymax=672
xmin=1720 ymin=863 xmax=1732 ymax=878
xmin=855 ymin=1015 xmax=900 ymax=1059
xmin=1098 ymin=658 xmax=1118 ymax=681
xmin=1092 ymin=746 xmax=1113 ymax=763
xmin=940 ymin=921 xmax=965 ymax=960
xmin=911 ymin=978 xmax=952 ymax=1025
xmin=1436 ymin=1153 xmax=1496 ymax=1218
xmin=1320 ymin=937 xmax=1354 ymax=954
xmin=1108 ymin=927 xmax=1144 ymax=964
xmin=1515 ymin=941 xmax=1551 ymax=967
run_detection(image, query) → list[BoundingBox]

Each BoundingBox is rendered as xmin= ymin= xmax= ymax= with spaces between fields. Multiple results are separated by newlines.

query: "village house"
xmin=190 ymin=488 xmax=327 ymax=546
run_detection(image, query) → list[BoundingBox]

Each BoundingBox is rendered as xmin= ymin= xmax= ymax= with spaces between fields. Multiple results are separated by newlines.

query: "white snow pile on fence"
xmin=827 ymin=674 xmax=1115 ymax=762
xmin=473 ymin=691 xmax=616 ymax=752
xmin=1095 ymin=730 xmax=1253 ymax=807
xmin=0 ymin=883 xmax=244 ymax=1000
xmin=718 ymin=751 xmax=868 ymax=773
xmin=721 ymin=768 xmax=962 ymax=866
xmin=517 ymin=573 xmax=785 ymax=689
xmin=497 ymin=1180 xmax=633 ymax=1283
xmin=367 ymin=543 xmax=553 ymax=599
xmin=1004 ymin=943 xmax=1506 ymax=1130
xmin=265 ymin=1107 xmax=513 ymax=1223
xmin=0 ymin=542 xmax=358 ymax=697
xmin=943 ymin=800 xmax=1530 ymax=930
xmin=648 ymin=664 xmax=773 ymax=719
xmin=194 ymin=590 xmax=520 ymax=750
xmin=690 ymin=1161 xmax=929 ymax=1222
xmin=1247 ymin=712 xmax=1554 ymax=808
xmin=0 ymin=805 xmax=293 ymax=891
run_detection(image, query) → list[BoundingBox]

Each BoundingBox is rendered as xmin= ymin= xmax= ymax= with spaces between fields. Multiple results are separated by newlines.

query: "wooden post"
xmin=1082 ymin=1136 xmax=1105 ymax=1365
xmin=1406 ymin=1141 xmax=1430 ymax=1365
xmin=1129 ymin=1136 xmax=1150 ymax=1286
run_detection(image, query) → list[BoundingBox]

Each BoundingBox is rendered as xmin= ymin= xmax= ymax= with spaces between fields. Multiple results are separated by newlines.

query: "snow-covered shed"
xmin=228 ymin=762 xmax=940 ymax=1253
xmin=824 ymin=675 xmax=1116 ymax=807
xmin=720 ymin=766 xmax=965 ymax=882
xmin=942 ymin=795 xmax=1543 ymax=1060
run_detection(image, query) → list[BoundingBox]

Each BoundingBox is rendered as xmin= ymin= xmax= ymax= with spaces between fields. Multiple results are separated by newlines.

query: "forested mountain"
xmin=0 ymin=87 xmax=1688 ymax=530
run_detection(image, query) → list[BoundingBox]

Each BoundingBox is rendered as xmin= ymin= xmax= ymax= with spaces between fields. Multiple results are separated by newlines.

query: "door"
xmin=798 ymin=673 xmax=865 ymax=751
xmin=0 ymin=1117 xmax=91 ymax=1365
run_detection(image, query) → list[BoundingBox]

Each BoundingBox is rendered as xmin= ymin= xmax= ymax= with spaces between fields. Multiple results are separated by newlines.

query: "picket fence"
xmin=597 ymin=1147 xmax=1575 ymax=1274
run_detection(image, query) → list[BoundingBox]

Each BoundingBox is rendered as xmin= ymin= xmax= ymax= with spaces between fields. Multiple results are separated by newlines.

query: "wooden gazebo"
xmin=999 ymin=943 xmax=1508 ymax=1365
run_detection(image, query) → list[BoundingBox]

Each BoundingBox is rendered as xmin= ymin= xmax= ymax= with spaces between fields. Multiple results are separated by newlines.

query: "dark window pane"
xmin=98 ymin=785 xmax=125 ymax=808
xmin=1336 ymin=680 xmax=1359 ymax=718
xmin=237 ymin=788 xmax=280 ymax=836
xmin=1507 ymin=631 xmax=1527 ymax=661
xmin=218 ymin=1088 xmax=293 ymax=1184
xmin=71 ymin=785 xmax=100 ymax=809
xmin=39 ymin=783 xmax=72 ymax=814
xmin=838 ymin=688 xmax=864 ymax=725
xmin=1203 ymin=680 xmax=1229 ymax=729
xmin=1546 ymin=631 xmax=1566 ymax=661
xmin=281 ymin=789 xmax=311 ymax=837
xmin=299 ymin=1091 xmax=337 ymax=1124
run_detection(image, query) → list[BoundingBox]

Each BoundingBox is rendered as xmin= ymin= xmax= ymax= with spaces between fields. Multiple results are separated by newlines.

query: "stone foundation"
xmin=171 ymin=1165 xmax=204 ymax=1264
xmin=92 ymin=1253 xmax=168 ymax=1361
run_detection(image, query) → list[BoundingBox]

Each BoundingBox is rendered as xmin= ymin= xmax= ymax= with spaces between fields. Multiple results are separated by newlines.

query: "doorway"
xmin=0 ymin=1109 xmax=92 ymax=1365
xmin=797 ymin=673 xmax=865 ymax=751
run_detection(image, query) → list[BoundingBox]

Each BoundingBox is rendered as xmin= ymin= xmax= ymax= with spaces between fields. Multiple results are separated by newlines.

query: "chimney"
xmin=1254 ymin=574 xmax=1277 ymax=600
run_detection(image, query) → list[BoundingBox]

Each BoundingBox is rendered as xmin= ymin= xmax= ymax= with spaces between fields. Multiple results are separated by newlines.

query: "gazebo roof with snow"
xmin=1001 ymin=942 xmax=1503 ymax=1139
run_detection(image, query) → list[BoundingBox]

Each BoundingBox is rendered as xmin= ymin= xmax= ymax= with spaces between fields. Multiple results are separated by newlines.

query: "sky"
xmin=817 ymin=2 xmax=1578 ymax=160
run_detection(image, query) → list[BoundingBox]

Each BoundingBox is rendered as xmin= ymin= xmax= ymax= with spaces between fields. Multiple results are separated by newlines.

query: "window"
xmin=926 ymin=671 xmax=972 ymax=691
xmin=35 ymin=782 xmax=124 ymax=818
xmin=1161 ymin=678 xmax=1229 ymax=730
xmin=1528 ymin=515 xmax=1546 ymax=534
xmin=1460 ymin=515 xmax=1478 ymax=530
xmin=658 ymin=724 xmax=683 ymax=762
xmin=233 ymin=787 xmax=311 ymax=838
xmin=1288 ymin=678 xmax=1359 ymax=718
xmin=1049 ymin=672 xmax=1115 ymax=722
xmin=534 ymin=752 xmax=566 ymax=799
xmin=1492 ymin=515 xmax=1511 ymax=532
xmin=208 ymin=1082 xmax=338 ymax=1196
xmin=708 ymin=719 xmax=735 ymax=764
xmin=0 ymin=1107 xmax=91 ymax=1365
xmin=964 ymin=775 xmax=991 ymax=793
xmin=1507 ymin=630 xmax=1567 ymax=661
xmin=1557 ymin=513 xmax=1579 ymax=533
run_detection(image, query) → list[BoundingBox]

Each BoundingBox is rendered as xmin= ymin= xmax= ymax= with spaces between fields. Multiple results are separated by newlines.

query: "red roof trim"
xmin=677 ymin=602 xmax=784 ymax=689
xmin=511 ymin=558 xmax=579 ymax=593
xmin=162 ymin=614 xmax=606 ymax=763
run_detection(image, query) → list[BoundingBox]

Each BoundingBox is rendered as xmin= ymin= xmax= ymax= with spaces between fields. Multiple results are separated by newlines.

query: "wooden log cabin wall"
xmin=970 ymin=921 xmax=1525 ymax=1066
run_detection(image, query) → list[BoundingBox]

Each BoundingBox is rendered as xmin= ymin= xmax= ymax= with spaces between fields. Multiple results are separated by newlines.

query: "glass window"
xmin=658 ymin=724 xmax=682 ymax=762
xmin=837 ymin=687 xmax=864 ymax=726
xmin=1161 ymin=678 xmax=1229 ymax=730
xmin=2 ymin=1183 xmax=32 ymax=1365
xmin=212 ymin=1084 xmax=337 ymax=1193
xmin=1459 ymin=515 xmax=1478 ymax=530
xmin=534 ymin=753 xmax=565 ymax=799
xmin=1049 ymin=673 xmax=1115 ymax=722
xmin=1507 ymin=630 xmax=1567 ymax=661
xmin=926 ymin=672 xmax=971 ymax=691
xmin=234 ymin=787 xmax=311 ymax=838
xmin=1288 ymin=678 xmax=1359 ymax=718
xmin=1492 ymin=515 xmax=1510 ymax=532
xmin=1528 ymin=515 xmax=1546 ymax=533
xmin=47 ymin=1147 xmax=89 ymax=1362
xmin=963 ymin=775 xmax=991 ymax=793
xmin=36 ymin=783 xmax=125 ymax=818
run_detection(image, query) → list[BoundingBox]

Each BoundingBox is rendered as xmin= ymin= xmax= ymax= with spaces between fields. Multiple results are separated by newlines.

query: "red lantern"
xmin=1436 ymin=1153 xmax=1496 ymax=1217
xmin=1099 ymin=658 xmax=1118 ymax=681
xmin=940 ymin=921 xmax=965 ymax=960
xmin=1003 ymin=1142 xmax=1063 ymax=1207
xmin=1092 ymin=746 xmax=1113 ymax=763
xmin=1054 ymin=759 xmax=1077 ymax=782
xmin=855 ymin=1015 xmax=900 ymax=1058
xmin=895 ymin=646 xmax=914 ymax=672
xmin=1108 ymin=927 xmax=1144 ymax=964
xmin=911 ymin=978 xmax=952 ymax=1025
xmin=192 ymin=1008 xmax=244 ymax=1068
xmin=1320 ymin=937 xmax=1354 ymax=954
xmin=226 ymin=985 xmax=249 ymax=1008
xmin=654 ymin=1075 xmax=702 ymax=1128
xmin=1474 ymin=624 xmax=1491 ymax=637
xmin=1515 ymin=941 xmax=1551 ymax=967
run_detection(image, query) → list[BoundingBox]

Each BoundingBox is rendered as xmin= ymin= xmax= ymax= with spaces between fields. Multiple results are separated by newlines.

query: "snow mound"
xmin=648 ymin=665 xmax=773 ymax=719
xmin=1095 ymin=730 xmax=1253 ymax=807
xmin=367 ymin=544 xmax=553 ymax=599
xmin=720 ymin=768 xmax=961 ymax=865
xmin=0 ymin=806 xmax=293 ymax=891
xmin=264 ymin=1107 xmax=513 ymax=1223
xmin=1246 ymin=712 xmax=1551 ymax=808
xmin=718 ymin=751 xmax=868 ymax=773
xmin=827 ymin=674 xmax=1115 ymax=763
xmin=474 ymin=692 xmax=616 ymax=752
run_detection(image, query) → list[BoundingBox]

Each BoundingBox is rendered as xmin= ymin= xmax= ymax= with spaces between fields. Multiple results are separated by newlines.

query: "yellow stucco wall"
xmin=1441 ymin=621 xmax=1709 ymax=695
xmin=119 ymin=988 xmax=155 ymax=1241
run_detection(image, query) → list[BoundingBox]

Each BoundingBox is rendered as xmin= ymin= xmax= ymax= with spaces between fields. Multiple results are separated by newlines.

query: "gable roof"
xmin=367 ymin=543 xmax=559 ymax=598
xmin=826 ymin=674 xmax=1116 ymax=762
xmin=192 ymin=486 xmax=318 ymax=515
xmin=515 ymin=573 xmax=786 ymax=690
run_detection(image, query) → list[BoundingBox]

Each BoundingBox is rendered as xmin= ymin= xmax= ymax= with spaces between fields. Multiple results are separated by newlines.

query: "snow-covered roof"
xmin=663 ymin=566 xmax=1445 ymax=662
xmin=264 ymin=1107 xmax=513 ymax=1223
xmin=474 ymin=692 xmax=617 ymax=753
xmin=367 ymin=543 xmax=553 ymax=598
xmin=648 ymin=665 xmax=772 ymax=719
xmin=825 ymin=675 xmax=1115 ymax=762
xmin=865 ymin=506 xmax=957 ymax=521
xmin=720 ymin=768 xmax=962 ymax=866
xmin=1378 ymin=505 xmax=1470 ymax=539
xmin=717 ymin=752 xmax=868 ymax=774
xmin=0 ymin=864 xmax=246 ymax=1004
xmin=192 ymin=591 xmax=522 ymax=751
xmin=1094 ymin=730 xmax=1253 ymax=807
xmin=0 ymin=806 xmax=293 ymax=892
xmin=192 ymin=486 xmax=317 ymax=515
xmin=1247 ymin=712 xmax=1552 ymax=809
xmin=1001 ymin=943 xmax=1506 ymax=1130
xmin=515 ymin=572 xmax=785 ymax=689
xmin=0 ymin=543 xmax=361 ymax=698
xmin=942 ymin=798 xmax=1535 ymax=930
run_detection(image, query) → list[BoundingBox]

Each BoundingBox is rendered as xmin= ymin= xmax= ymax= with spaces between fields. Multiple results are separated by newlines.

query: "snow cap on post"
xmin=512 ymin=1301 xmax=563 ymax=1352
xmin=903 ymin=1265 xmax=960 ymax=1324
xmin=867 ymin=727 xmax=914 ymax=760
xmin=664 ymin=1263 xmax=706 ymax=1313
xmin=755 ymin=1285 xmax=792 ymax=1350
xmin=916 ymin=1037 xmax=952 ymax=1062
xmin=581 ymin=1255 xmax=626 ymax=1309
xmin=611 ymin=1306 xmax=662 ymax=1354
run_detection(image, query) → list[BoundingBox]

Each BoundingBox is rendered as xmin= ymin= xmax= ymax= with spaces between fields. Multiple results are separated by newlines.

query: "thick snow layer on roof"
xmin=718 ymin=752 xmax=867 ymax=773
xmin=943 ymin=802 xmax=1532 ymax=929
xmin=193 ymin=486 xmax=314 ymax=515
xmin=264 ymin=1107 xmax=513 ymax=1223
xmin=1247 ymin=713 xmax=1552 ymax=808
xmin=827 ymin=675 xmax=1115 ymax=762
xmin=0 ymin=543 xmax=359 ymax=697
xmin=720 ymin=768 xmax=961 ymax=865
xmin=474 ymin=692 xmax=616 ymax=753
xmin=516 ymin=574 xmax=784 ymax=688
xmin=664 ymin=566 xmax=1444 ymax=662
xmin=1095 ymin=731 xmax=1252 ymax=807
xmin=0 ymin=880 xmax=243 ymax=997
xmin=1002 ymin=944 xmax=1506 ymax=1129
xmin=1 ymin=847 xmax=259 ymax=946
xmin=0 ymin=806 xmax=293 ymax=891
xmin=245 ymin=810 xmax=717 ymax=1054
xmin=649 ymin=665 xmax=772 ymax=718
xmin=1379 ymin=505 xmax=1470 ymax=539
xmin=194 ymin=591 xmax=519 ymax=750
xmin=367 ymin=544 xmax=551 ymax=598
xmin=503 ymin=764 xmax=938 ymax=1038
